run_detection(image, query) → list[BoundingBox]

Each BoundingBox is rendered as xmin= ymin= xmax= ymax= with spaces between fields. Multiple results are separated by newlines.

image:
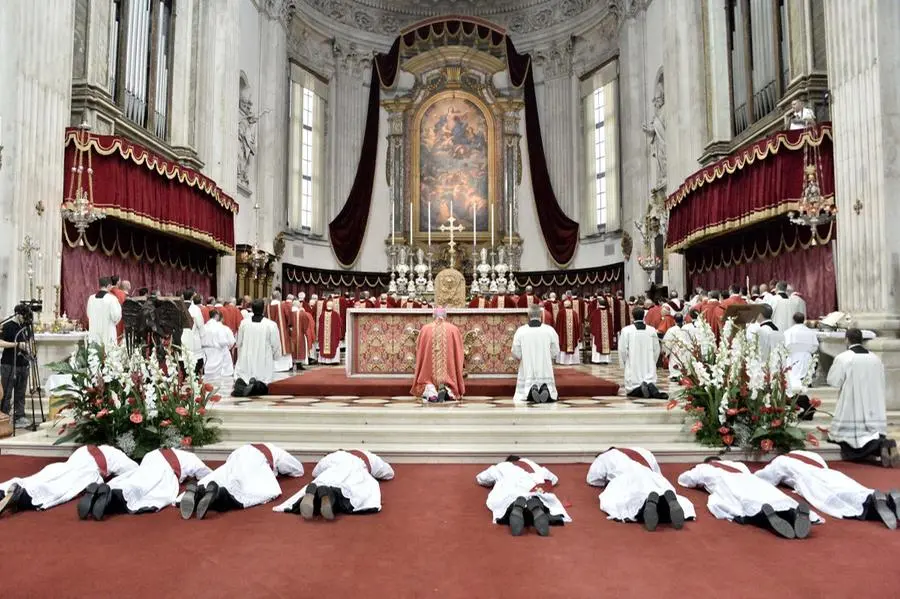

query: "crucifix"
xmin=439 ymin=213 xmax=464 ymax=268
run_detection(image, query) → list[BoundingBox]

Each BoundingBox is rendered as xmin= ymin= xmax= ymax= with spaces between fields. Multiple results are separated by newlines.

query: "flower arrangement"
xmin=49 ymin=341 xmax=221 ymax=458
xmin=667 ymin=318 xmax=818 ymax=454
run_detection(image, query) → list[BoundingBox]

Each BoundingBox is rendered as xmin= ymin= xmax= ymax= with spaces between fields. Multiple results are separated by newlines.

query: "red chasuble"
xmin=657 ymin=314 xmax=676 ymax=335
xmin=721 ymin=295 xmax=747 ymax=309
xmin=543 ymin=300 xmax=561 ymax=324
xmin=491 ymin=295 xmax=515 ymax=309
xmin=590 ymin=307 xmax=614 ymax=354
xmin=467 ymin=297 xmax=488 ymax=309
xmin=645 ymin=305 xmax=663 ymax=329
xmin=516 ymin=293 xmax=540 ymax=308
xmin=542 ymin=308 xmax=554 ymax=326
xmin=267 ymin=302 xmax=292 ymax=355
xmin=317 ymin=308 xmax=343 ymax=359
xmin=222 ymin=305 xmax=242 ymax=334
xmin=291 ymin=309 xmax=315 ymax=361
xmin=409 ymin=319 xmax=466 ymax=398
xmin=701 ymin=301 xmax=727 ymax=341
xmin=200 ymin=305 xmax=211 ymax=323
xmin=111 ymin=287 xmax=127 ymax=340
xmin=555 ymin=308 xmax=582 ymax=354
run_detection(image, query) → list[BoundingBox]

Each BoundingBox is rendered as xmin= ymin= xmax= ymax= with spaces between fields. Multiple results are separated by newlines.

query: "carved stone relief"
xmin=237 ymin=73 xmax=258 ymax=189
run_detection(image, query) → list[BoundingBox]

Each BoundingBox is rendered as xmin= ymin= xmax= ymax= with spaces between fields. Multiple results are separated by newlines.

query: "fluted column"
xmin=703 ymin=0 xmax=733 ymax=151
xmin=825 ymin=0 xmax=900 ymax=407
xmin=330 ymin=41 xmax=371 ymax=222
xmin=0 ymin=0 xmax=74 ymax=317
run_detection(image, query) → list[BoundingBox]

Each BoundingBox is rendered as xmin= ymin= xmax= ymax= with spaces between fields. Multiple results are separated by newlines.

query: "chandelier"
xmin=62 ymin=120 xmax=105 ymax=245
xmin=788 ymin=126 xmax=835 ymax=239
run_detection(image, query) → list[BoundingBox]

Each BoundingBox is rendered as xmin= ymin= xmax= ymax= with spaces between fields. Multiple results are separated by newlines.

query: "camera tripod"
xmin=1 ymin=306 xmax=46 ymax=435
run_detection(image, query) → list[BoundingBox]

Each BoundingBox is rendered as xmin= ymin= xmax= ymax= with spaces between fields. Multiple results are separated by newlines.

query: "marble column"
xmin=704 ymin=0 xmax=733 ymax=147
xmin=825 ymin=0 xmax=900 ymax=408
xmin=0 ymin=0 xmax=75 ymax=318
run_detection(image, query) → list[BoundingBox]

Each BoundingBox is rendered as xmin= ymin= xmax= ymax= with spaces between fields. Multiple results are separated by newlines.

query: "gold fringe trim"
xmin=96 ymin=208 xmax=235 ymax=255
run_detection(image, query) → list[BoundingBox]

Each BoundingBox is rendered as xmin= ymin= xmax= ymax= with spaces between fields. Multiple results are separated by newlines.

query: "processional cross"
xmin=439 ymin=214 xmax=464 ymax=268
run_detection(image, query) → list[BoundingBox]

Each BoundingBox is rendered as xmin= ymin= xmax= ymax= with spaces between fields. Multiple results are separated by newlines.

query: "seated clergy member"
xmin=179 ymin=443 xmax=304 ymax=520
xmin=618 ymin=306 xmax=666 ymax=399
xmin=317 ymin=298 xmax=343 ymax=365
xmin=587 ymin=447 xmax=695 ymax=532
xmin=783 ymin=312 xmax=819 ymax=393
xmin=0 ymin=445 xmax=137 ymax=517
xmin=554 ymin=299 xmax=582 ymax=365
xmin=512 ymin=304 xmax=560 ymax=403
xmin=678 ymin=457 xmax=819 ymax=539
xmin=589 ymin=297 xmax=614 ymax=364
xmin=234 ymin=299 xmax=282 ymax=395
xmin=756 ymin=450 xmax=900 ymax=529
xmin=410 ymin=307 xmax=466 ymax=401
xmin=274 ymin=449 xmax=394 ymax=520
xmin=826 ymin=328 xmax=898 ymax=467
xmin=202 ymin=310 xmax=236 ymax=378
xmin=476 ymin=456 xmax=572 ymax=537
xmin=83 ymin=448 xmax=212 ymax=520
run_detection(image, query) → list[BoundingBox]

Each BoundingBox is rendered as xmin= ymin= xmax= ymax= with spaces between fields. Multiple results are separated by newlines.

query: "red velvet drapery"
xmin=283 ymin=263 xmax=391 ymax=298
xmin=666 ymin=125 xmax=834 ymax=251
xmin=61 ymin=220 xmax=216 ymax=324
xmin=327 ymin=18 xmax=578 ymax=267
xmin=684 ymin=220 xmax=836 ymax=318
xmin=64 ymin=130 xmax=237 ymax=252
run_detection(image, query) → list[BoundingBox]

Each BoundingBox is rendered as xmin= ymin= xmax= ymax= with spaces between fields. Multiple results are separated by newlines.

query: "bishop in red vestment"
xmin=492 ymin=294 xmax=515 ymax=309
xmin=590 ymin=300 xmax=614 ymax=364
xmin=290 ymin=303 xmax=315 ymax=366
xmin=554 ymin=300 xmax=582 ymax=365
xmin=701 ymin=292 xmax=727 ymax=341
xmin=543 ymin=293 xmax=561 ymax=324
xmin=516 ymin=286 xmax=540 ymax=308
xmin=721 ymin=285 xmax=747 ymax=310
xmin=317 ymin=300 xmax=343 ymax=364
xmin=110 ymin=279 xmax=128 ymax=341
xmin=644 ymin=301 xmax=663 ymax=329
xmin=266 ymin=297 xmax=292 ymax=357
xmin=468 ymin=293 xmax=488 ymax=309
xmin=410 ymin=308 xmax=466 ymax=399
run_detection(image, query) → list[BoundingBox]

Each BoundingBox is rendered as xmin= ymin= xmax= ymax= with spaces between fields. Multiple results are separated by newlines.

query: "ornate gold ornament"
xmin=433 ymin=268 xmax=467 ymax=307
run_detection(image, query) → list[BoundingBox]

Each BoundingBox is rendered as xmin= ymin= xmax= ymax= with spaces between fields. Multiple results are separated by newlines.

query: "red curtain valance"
xmin=64 ymin=130 xmax=237 ymax=253
xmin=665 ymin=125 xmax=834 ymax=251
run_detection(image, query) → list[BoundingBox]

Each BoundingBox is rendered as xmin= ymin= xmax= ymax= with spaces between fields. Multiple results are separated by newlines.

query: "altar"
xmin=344 ymin=308 xmax=528 ymax=377
xmin=34 ymin=332 xmax=87 ymax=383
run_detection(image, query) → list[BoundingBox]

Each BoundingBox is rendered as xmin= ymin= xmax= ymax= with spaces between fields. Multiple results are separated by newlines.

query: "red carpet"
xmin=268 ymin=367 xmax=619 ymax=397
xmin=1 ymin=455 xmax=899 ymax=599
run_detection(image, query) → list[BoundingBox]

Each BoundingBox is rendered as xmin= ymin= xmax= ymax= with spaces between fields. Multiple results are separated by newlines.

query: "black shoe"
xmin=437 ymin=389 xmax=450 ymax=403
xmin=509 ymin=497 xmax=527 ymax=536
xmin=299 ymin=484 xmax=317 ymax=520
xmin=640 ymin=382 xmax=650 ymax=399
xmin=180 ymin=482 xmax=198 ymax=520
xmin=319 ymin=489 xmax=335 ymax=521
xmin=793 ymin=503 xmax=812 ymax=539
xmin=527 ymin=497 xmax=550 ymax=537
xmin=887 ymin=440 xmax=900 ymax=468
xmin=0 ymin=483 xmax=22 ymax=517
xmin=887 ymin=489 xmax=900 ymax=522
xmin=77 ymin=482 xmax=100 ymax=520
xmin=661 ymin=490 xmax=685 ymax=530
xmin=196 ymin=482 xmax=219 ymax=521
xmin=642 ymin=492 xmax=660 ymax=532
xmin=91 ymin=484 xmax=112 ymax=521
xmin=760 ymin=504 xmax=795 ymax=539
xmin=871 ymin=491 xmax=897 ymax=530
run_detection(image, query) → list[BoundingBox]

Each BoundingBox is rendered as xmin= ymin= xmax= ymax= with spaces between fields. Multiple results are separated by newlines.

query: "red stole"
xmin=785 ymin=452 xmax=824 ymax=469
xmin=614 ymin=447 xmax=652 ymax=470
xmin=348 ymin=449 xmax=372 ymax=473
xmin=707 ymin=460 xmax=742 ymax=474
xmin=160 ymin=448 xmax=182 ymax=479
xmin=252 ymin=443 xmax=275 ymax=470
xmin=86 ymin=445 xmax=109 ymax=478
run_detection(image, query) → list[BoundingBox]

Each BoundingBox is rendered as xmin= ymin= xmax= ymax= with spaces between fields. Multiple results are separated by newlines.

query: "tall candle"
xmin=427 ymin=201 xmax=432 ymax=247
xmin=490 ymin=202 xmax=495 ymax=248
xmin=391 ymin=197 xmax=395 ymax=246
xmin=410 ymin=201 xmax=413 ymax=242
xmin=473 ymin=203 xmax=477 ymax=250
xmin=508 ymin=204 xmax=513 ymax=241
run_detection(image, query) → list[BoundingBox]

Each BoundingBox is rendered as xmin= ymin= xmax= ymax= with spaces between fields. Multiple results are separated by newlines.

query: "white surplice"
xmin=274 ymin=449 xmax=394 ymax=513
xmin=476 ymin=458 xmax=572 ymax=524
xmin=770 ymin=294 xmax=794 ymax=333
xmin=203 ymin=319 xmax=236 ymax=378
xmin=678 ymin=460 xmax=822 ymax=522
xmin=179 ymin=302 xmax=205 ymax=367
xmin=789 ymin=293 xmax=807 ymax=318
xmin=86 ymin=292 xmax=122 ymax=348
xmin=586 ymin=447 xmax=696 ymax=522
xmin=511 ymin=323 xmax=560 ymax=402
xmin=826 ymin=347 xmax=887 ymax=448
xmin=234 ymin=317 xmax=282 ymax=384
xmin=662 ymin=324 xmax=689 ymax=380
xmin=108 ymin=448 xmax=211 ymax=513
xmin=783 ymin=323 xmax=819 ymax=392
xmin=0 ymin=445 xmax=137 ymax=509
xmin=195 ymin=443 xmax=303 ymax=508
xmin=754 ymin=322 xmax=785 ymax=362
xmin=618 ymin=323 xmax=660 ymax=390
xmin=755 ymin=450 xmax=872 ymax=519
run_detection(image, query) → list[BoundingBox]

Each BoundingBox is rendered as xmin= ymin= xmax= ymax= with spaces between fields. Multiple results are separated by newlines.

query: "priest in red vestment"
xmin=468 ymin=292 xmax=488 ymax=309
xmin=657 ymin=304 xmax=676 ymax=336
xmin=516 ymin=285 xmax=540 ymax=308
xmin=543 ymin=293 xmax=561 ymax=324
xmin=317 ymin=299 xmax=343 ymax=365
xmin=701 ymin=291 xmax=727 ymax=341
xmin=290 ymin=302 xmax=315 ymax=368
xmin=721 ymin=285 xmax=747 ymax=309
xmin=612 ymin=291 xmax=631 ymax=348
xmin=110 ymin=277 xmax=128 ymax=341
xmin=492 ymin=293 xmax=515 ymax=309
xmin=644 ymin=300 xmax=663 ymax=329
xmin=410 ymin=308 xmax=466 ymax=400
xmin=266 ymin=292 xmax=294 ymax=372
xmin=554 ymin=299 xmax=582 ymax=365
xmin=542 ymin=307 xmax=554 ymax=326
xmin=221 ymin=299 xmax=243 ymax=334
xmin=590 ymin=298 xmax=614 ymax=364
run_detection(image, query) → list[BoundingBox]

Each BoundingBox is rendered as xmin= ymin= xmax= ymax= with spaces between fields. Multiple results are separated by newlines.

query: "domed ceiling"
xmin=297 ymin=0 xmax=606 ymax=36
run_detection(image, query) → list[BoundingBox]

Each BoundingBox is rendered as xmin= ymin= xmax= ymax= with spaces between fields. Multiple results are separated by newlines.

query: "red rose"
xmin=718 ymin=426 xmax=730 ymax=435
xmin=198 ymin=407 xmax=207 ymax=416
xmin=665 ymin=399 xmax=678 ymax=411
xmin=722 ymin=434 xmax=734 ymax=446
xmin=806 ymin=432 xmax=820 ymax=447
xmin=160 ymin=395 xmax=168 ymax=402
xmin=210 ymin=394 xmax=222 ymax=403
xmin=175 ymin=407 xmax=188 ymax=416
xmin=202 ymin=382 xmax=214 ymax=393
xmin=771 ymin=419 xmax=783 ymax=428
xmin=97 ymin=408 xmax=109 ymax=418
xmin=160 ymin=419 xmax=171 ymax=427
xmin=127 ymin=397 xmax=136 ymax=406
xmin=810 ymin=398 xmax=822 ymax=408
xmin=181 ymin=436 xmax=192 ymax=447
xmin=129 ymin=412 xmax=143 ymax=424
xmin=194 ymin=396 xmax=203 ymax=404
xmin=690 ymin=421 xmax=703 ymax=433
xmin=760 ymin=439 xmax=774 ymax=453
xmin=726 ymin=408 xmax=738 ymax=417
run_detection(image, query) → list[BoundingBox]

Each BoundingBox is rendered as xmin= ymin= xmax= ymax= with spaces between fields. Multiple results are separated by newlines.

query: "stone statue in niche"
xmin=238 ymin=73 xmax=258 ymax=188
xmin=643 ymin=71 xmax=666 ymax=190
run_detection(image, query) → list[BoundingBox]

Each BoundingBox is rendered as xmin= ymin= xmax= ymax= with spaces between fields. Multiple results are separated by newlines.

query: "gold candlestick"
xmin=53 ymin=284 xmax=61 ymax=319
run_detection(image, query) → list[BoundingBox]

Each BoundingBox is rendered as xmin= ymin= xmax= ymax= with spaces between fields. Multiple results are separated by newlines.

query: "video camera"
xmin=15 ymin=300 xmax=42 ymax=327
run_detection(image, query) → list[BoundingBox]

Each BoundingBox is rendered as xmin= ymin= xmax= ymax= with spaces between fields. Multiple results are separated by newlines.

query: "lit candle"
xmin=427 ymin=201 xmax=432 ymax=247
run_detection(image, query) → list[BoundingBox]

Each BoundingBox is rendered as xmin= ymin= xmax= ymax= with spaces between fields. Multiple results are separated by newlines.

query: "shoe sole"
xmin=873 ymin=492 xmax=897 ymax=530
xmin=320 ymin=496 xmax=335 ymax=521
xmin=77 ymin=483 xmax=99 ymax=520
xmin=794 ymin=505 xmax=812 ymax=539
xmin=0 ymin=485 xmax=17 ymax=517
xmin=532 ymin=511 xmax=551 ymax=537
xmin=643 ymin=492 xmax=660 ymax=532
xmin=663 ymin=490 xmax=685 ymax=530
xmin=91 ymin=485 xmax=111 ymax=521
xmin=180 ymin=489 xmax=197 ymax=520
xmin=762 ymin=504 xmax=795 ymax=539
xmin=509 ymin=508 xmax=525 ymax=536
xmin=299 ymin=494 xmax=316 ymax=520
xmin=196 ymin=489 xmax=216 ymax=521
xmin=888 ymin=490 xmax=900 ymax=521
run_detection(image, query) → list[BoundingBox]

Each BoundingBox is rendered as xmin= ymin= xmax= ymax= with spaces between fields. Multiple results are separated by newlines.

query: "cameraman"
xmin=0 ymin=304 xmax=32 ymax=428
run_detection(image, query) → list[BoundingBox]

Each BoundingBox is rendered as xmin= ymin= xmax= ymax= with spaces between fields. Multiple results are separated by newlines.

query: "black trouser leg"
xmin=105 ymin=489 xmax=129 ymax=515
xmin=209 ymin=487 xmax=243 ymax=512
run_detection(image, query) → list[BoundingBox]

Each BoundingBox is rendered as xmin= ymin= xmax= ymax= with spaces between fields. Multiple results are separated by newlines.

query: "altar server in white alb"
xmin=661 ymin=314 xmax=690 ymax=381
xmin=84 ymin=448 xmax=212 ymax=520
xmin=618 ymin=307 xmax=666 ymax=399
xmin=0 ymin=445 xmax=137 ymax=517
xmin=587 ymin=446 xmax=695 ymax=531
xmin=179 ymin=443 xmax=304 ymax=520
xmin=511 ymin=304 xmax=560 ymax=403
xmin=274 ymin=449 xmax=393 ymax=520
xmin=476 ymin=456 xmax=572 ymax=537
xmin=783 ymin=312 xmax=818 ymax=393
xmin=234 ymin=299 xmax=283 ymax=387
xmin=678 ymin=457 xmax=819 ymax=539
xmin=756 ymin=450 xmax=900 ymax=529
xmin=826 ymin=328 xmax=898 ymax=467
xmin=202 ymin=309 xmax=236 ymax=378
xmin=86 ymin=277 xmax=122 ymax=348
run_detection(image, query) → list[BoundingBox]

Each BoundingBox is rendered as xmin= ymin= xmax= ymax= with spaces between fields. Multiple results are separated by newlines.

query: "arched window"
xmin=580 ymin=59 xmax=620 ymax=234
xmin=288 ymin=63 xmax=328 ymax=234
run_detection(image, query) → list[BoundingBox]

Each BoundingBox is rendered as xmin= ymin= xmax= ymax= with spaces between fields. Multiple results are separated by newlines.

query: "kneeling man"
xmin=410 ymin=307 xmax=466 ymax=401
xmin=619 ymin=307 xmax=666 ymax=399
xmin=274 ymin=449 xmax=394 ymax=520
xmin=512 ymin=304 xmax=560 ymax=403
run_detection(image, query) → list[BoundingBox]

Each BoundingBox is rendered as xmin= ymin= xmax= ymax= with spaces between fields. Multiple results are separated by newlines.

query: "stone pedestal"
xmin=825 ymin=0 xmax=900 ymax=408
